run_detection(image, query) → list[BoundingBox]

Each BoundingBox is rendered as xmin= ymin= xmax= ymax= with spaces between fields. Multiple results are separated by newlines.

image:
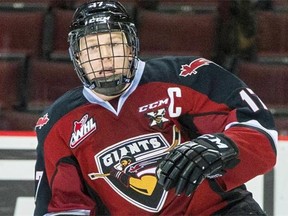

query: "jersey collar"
xmin=83 ymin=59 xmax=145 ymax=115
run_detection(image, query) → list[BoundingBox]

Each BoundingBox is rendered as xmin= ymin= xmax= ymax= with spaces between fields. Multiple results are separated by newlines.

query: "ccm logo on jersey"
xmin=139 ymin=87 xmax=182 ymax=118
xmin=179 ymin=58 xmax=212 ymax=77
xmin=70 ymin=114 xmax=96 ymax=148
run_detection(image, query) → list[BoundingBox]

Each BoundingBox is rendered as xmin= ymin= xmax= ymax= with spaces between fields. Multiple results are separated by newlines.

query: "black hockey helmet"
xmin=68 ymin=0 xmax=139 ymax=96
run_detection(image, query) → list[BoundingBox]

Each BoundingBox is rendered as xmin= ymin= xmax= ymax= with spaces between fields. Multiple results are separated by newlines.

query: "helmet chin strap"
xmin=105 ymin=75 xmax=134 ymax=96
xmin=89 ymin=74 xmax=134 ymax=96
xmin=109 ymin=82 xmax=131 ymax=96
xmin=120 ymin=75 xmax=134 ymax=84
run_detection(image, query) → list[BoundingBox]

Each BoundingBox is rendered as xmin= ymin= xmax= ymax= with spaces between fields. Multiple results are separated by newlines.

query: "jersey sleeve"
xmin=175 ymin=57 xmax=277 ymax=191
xmin=219 ymin=86 xmax=277 ymax=191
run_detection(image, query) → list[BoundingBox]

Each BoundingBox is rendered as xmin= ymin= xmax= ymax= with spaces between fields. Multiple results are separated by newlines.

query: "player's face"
xmin=78 ymin=32 xmax=133 ymax=80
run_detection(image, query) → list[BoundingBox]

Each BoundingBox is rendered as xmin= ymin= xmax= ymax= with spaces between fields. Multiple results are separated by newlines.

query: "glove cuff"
xmin=193 ymin=133 xmax=239 ymax=165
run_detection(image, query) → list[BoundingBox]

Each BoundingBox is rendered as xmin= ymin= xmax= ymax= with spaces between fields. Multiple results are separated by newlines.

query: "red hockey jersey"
xmin=34 ymin=56 xmax=277 ymax=215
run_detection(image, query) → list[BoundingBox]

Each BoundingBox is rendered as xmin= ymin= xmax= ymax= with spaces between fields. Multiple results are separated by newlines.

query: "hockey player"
xmin=34 ymin=1 xmax=277 ymax=215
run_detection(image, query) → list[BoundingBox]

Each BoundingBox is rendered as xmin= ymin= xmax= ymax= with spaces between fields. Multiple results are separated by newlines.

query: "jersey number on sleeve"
xmin=240 ymin=88 xmax=268 ymax=112
xmin=34 ymin=171 xmax=44 ymax=202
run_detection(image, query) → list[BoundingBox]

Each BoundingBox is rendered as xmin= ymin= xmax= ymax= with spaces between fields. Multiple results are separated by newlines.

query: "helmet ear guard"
xmin=68 ymin=0 xmax=139 ymax=96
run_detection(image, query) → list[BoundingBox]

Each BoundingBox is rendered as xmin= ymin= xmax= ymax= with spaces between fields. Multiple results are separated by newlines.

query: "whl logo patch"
xmin=70 ymin=114 xmax=96 ymax=148
xmin=179 ymin=58 xmax=212 ymax=77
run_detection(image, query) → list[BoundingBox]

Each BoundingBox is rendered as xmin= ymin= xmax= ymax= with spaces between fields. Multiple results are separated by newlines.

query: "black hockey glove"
xmin=156 ymin=134 xmax=239 ymax=196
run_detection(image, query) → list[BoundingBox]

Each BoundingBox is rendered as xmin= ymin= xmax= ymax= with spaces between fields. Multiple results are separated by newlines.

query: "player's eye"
xmin=110 ymin=43 xmax=121 ymax=47
xmin=88 ymin=45 xmax=100 ymax=50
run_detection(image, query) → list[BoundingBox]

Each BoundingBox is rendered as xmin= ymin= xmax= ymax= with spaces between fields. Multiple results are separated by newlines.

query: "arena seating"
xmin=24 ymin=58 xmax=80 ymax=112
xmin=0 ymin=0 xmax=287 ymax=133
xmin=0 ymin=0 xmax=74 ymax=8
xmin=46 ymin=8 xmax=74 ymax=60
xmin=136 ymin=8 xmax=218 ymax=60
xmin=236 ymin=60 xmax=288 ymax=108
xmin=0 ymin=10 xmax=47 ymax=57
xmin=0 ymin=110 xmax=39 ymax=130
xmin=0 ymin=55 xmax=26 ymax=110
xmin=256 ymin=11 xmax=288 ymax=60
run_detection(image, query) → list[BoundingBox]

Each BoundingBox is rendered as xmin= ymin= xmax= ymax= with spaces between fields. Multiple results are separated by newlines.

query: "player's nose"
xmin=100 ymin=45 xmax=112 ymax=59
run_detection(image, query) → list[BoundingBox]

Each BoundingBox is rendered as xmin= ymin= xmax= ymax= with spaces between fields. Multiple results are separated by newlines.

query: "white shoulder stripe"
xmin=225 ymin=120 xmax=278 ymax=145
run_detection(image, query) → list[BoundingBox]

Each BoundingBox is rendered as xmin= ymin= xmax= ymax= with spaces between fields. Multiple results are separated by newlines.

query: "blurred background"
xmin=0 ymin=0 xmax=287 ymax=136
xmin=0 ymin=1 xmax=288 ymax=215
